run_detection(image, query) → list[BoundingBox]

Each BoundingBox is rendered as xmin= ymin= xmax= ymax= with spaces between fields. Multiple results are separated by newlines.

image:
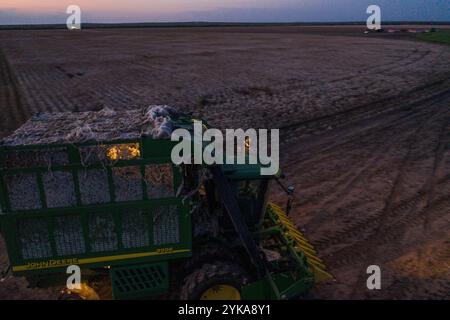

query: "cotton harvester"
xmin=0 ymin=106 xmax=332 ymax=299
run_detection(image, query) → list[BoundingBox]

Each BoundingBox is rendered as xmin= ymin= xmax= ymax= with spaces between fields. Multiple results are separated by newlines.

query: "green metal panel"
xmin=4 ymin=201 xmax=192 ymax=275
xmin=241 ymin=275 xmax=280 ymax=300
xmin=0 ymin=137 xmax=192 ymax=276
xmin=110 ymin=262 xmax=169 ymax=299
xmin=241 ymin=202 xmax=318 ymax=300
xmin=221 ymin=163 xmax=281 ymax=180
xmin=242 ymin=271 xmax=313 ymax=300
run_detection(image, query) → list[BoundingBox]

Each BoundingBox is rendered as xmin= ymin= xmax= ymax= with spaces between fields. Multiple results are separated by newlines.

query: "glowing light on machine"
xmin=106 ymin=143 xmax=141 ymax=161
xmin=245 ymin=137 xmax=251 ymax=150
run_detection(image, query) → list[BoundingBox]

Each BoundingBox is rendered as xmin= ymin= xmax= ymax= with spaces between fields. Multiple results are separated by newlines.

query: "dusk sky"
xmin=0 ymin=0 xmax=448 ymax=25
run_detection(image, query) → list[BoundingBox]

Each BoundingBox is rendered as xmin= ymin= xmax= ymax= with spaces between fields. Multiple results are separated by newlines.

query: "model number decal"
xmin=156 ymin=247 xmax=174 ymax=253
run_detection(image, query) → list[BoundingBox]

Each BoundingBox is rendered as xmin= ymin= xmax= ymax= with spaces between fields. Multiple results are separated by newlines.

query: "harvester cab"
xmin=0 ymin=106 xmax=332 ymax=300
xmin=187 ymin=162 xmax=333 ymax=300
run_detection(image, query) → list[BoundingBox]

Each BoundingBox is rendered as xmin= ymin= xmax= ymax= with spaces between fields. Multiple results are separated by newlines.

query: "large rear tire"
xmin=177 ymin=243 xmax=239 ymax=281
xmin=180 ymin=261 xmax=249 ymax=300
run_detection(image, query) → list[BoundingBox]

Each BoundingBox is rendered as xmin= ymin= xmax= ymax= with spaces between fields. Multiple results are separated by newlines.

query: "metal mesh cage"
xmin=17 ymin=218 xmax=52 ymax=260
xmin=78 ymin=168 xmax=111 ymax=205
xmin=80 ymin=145 xmax=109 ymax=165
xmin=89 ymin=213 xmax=118 ymax=252
xmin=5 ymin=173 xmax=42 ymax=211
xmin=122 ymin=209 xmax=149 ymax=249
xmin=1 ymin=145 xmax=177 ymax=212
xmin=4 ymin=148 xmax=69 ymax=168
xmin=54 ymin=215 xmax=86 ymax=256
xmin=43 ymin=171 xmax=76 ymax=208
xmin=153 ymin=205 xmax=179 ymax=245
xmin=145 ymin=164 xmax=174 ymax=199
xmin=112 ymin=166 xmax=143 ymax=202
xmin=12 ymin=203 xmax=183 ymax=261
xmin=0 ymin=137 xmax=190 ymax=272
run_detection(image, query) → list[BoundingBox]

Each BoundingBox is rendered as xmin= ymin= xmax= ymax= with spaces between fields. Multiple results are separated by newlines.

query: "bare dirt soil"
xmin=0 ymin=26 xmax=449 ymax=299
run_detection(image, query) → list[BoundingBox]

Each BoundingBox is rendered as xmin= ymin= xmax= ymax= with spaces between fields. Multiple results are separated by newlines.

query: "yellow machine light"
xmin=245 ymin=137 xmax=251 ymax=150
xmin=128 ymin=145 xmax=140 ymax=158
xmin=106 ymin=143 xmax=141 ymax=161
xmin=107 ymin=146 xmax=119 ymax=160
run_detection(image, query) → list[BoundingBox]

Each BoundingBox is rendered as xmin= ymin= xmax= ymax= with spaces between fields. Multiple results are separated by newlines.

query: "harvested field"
xmin=0 ymin=26 xmax=449 ymax=299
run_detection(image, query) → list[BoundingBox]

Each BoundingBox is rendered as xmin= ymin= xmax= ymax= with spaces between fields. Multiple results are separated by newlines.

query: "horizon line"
xmin=1 ymin=20 xmax=449 ymax=27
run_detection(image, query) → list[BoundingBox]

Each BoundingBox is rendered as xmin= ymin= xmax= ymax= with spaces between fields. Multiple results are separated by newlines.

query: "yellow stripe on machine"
xmin=12 ymin=249 xmax=190 ymax=272
xmin=268 ymin=203 xmax=333 ymax=283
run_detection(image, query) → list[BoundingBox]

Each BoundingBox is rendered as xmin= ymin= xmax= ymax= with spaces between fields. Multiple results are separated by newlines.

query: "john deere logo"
xmin=26 ymin=258 xmax=79 ymax=270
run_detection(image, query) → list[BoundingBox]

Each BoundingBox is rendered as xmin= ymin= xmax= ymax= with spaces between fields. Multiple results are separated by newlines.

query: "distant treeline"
xmin=1 ymin=21 xmax=449 ymax=31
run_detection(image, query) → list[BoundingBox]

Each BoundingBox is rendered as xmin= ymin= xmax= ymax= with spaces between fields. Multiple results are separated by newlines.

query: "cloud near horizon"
xmin=0 ymin=0 xmax=448 ymax=25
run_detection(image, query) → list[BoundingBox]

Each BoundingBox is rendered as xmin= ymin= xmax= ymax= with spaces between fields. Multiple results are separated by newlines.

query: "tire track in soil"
xmin=191 ymin=45 xmax=446 ymax=131
xmin=281 ymin=88 xmax=448 ymax=200
xmin=421 ymin=115 xmax=450 ymax=233
xmin=281 ymin=86 xmax=450 ymax=188
xmin=293 ymin=123 xmax=416 ymax=208
xmin=314 ymin=105 xmax=449 ymax=245
xmin=282 ymin=77 xmax=450 ymax=145
xmin=299 ymin=91 xmax=448 ymax=299
xmin=289 ymin=91 xmax=449 ymax=299
xmin=286 ymin=102 xmax=434 ymax=170
xmin=284 ymin=88 xmax=448 ymax=228
xmin=325 ymin=194 xmax=449 ymax=270
xmin=294 ymin=105 xmax=437 ymax=205
xmin=371 ymin=120 xmax=450 ymax=262
xmin=277 ymin=88 xmax=449 ymax=231
xmin=314 ymin=175 xmax=449 ymax=251
xmin=347 ymin=102 xmax=449 ymax=299
xmin=397 ymin=114 xmax=450 ymax=300
xmin=304 ymin=131 xmax=420 ymax=254
xmin=204 ymin=46 xmax=434 ymax=123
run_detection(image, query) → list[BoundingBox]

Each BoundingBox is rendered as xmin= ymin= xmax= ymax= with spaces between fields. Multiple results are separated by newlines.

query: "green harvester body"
xmin=0 ymin=110 xmax=331 ymax=300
